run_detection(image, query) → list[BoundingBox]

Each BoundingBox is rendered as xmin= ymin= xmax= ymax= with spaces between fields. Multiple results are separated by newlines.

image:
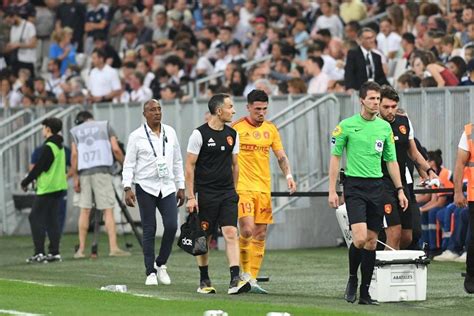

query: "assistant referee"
xmin=328 ymin=81 xmax=408 ymax=305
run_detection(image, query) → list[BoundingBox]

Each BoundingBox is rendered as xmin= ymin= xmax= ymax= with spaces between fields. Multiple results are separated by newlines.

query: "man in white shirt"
xmin=312 ymin=2 xmax=343 ymax=39
xmin=376 ymin=18 xmax=402 ymax=60
xmin=306 ymin=56 xmax=330 ymax=94
xmin=123 ymin=99 xmax=185 ymax=286
xmin=129 ymin=72 xmax=153 ymax=102
xmin=5 ymin=8 xmax=37 ymax=76
xmin=87 ymin=48 xmax=121 ymax=103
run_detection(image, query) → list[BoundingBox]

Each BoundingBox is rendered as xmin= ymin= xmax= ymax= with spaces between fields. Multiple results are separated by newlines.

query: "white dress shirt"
xmin=122 ymin=123 xmax=185 ymax=198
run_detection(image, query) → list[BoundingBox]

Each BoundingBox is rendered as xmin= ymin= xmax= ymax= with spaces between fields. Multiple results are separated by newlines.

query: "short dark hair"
xmin=402 ymin=32 xmax=415 ymax=44
xmin=75 ymin=111 xmax=94 ymax=125
xmin=427 ymin=149 xmax=443 ymax=171
xmin=92 ymin=48 xmax=106 ymax=60
xmin=317 ymin=28 xmax=331 ymax=38
xmin=164 ymin=55 xmax=184 ymax=68
xmin=359 ymin=81 xmax=381 ymax=99
xmin=247 ymin=89 xmax=269 ymax=104
xmin=380 ymin=85 xmax=399 ymax=103
xmin=42 ymin=117 xmax=62 ymax=134
xmin=308 ymin=56 xmax=324 ymax=69
xmin=346 ymin=21 xmax=361 ymax=33
xmin=208 ymin=93 xmax=230 ymax=115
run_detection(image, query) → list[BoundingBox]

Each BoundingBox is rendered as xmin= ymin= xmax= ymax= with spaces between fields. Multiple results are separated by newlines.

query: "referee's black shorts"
xmin=196 ymin=189 xmax=239 ymax=235
xmin=381 ymin=178 xmax=413 ymax=229
xmin=343 ymin=176 xmax=384 ymax=232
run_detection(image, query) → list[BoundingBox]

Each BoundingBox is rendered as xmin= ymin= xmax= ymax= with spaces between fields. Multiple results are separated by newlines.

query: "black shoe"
xmin=26 ymin=253 xmax=46 ymax=263
xmin=344 ymin=277 xmax=358 ymax=303
xmin=464 ymin=274 xmax=474 ymax=294
xmin=358 ymin=295 xmax=379 ymax=305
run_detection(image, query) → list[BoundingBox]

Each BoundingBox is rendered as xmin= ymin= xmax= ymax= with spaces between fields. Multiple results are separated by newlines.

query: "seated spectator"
xmin=446 ymin=56 xmax=467 ymax=82
xmin=397 ymin=71 xmax=421 ymax=90
xmin=34 ymin=77 xmax=55 ymax=102
xmin=87 ymin=48 xmax=121 ymax=103
xmin=168 ymin=10 xmax=196 ymax=46
xmin=160 ymin=83 xmax=182 ymax=101
xmin=434 ymin=206 xmax=470 ymax=262
xmin=132 ymin=14 xmax=153 ymax=46
xmin=49 ymin=27 xmax=76 ymax=76
xmin=45 ymin=59 xmax=63 ymax=98
xmin=464 ymin=45 xmax=474 ymax=63
xmin=420 ymin=76 xmax=438 ymax=87
xmin=440 ymin=35 xmax=463 ymax=64
xmin=58 ymin=73 xmax=86 ymax=105
xmin=328 ymin=80 xmax=346 ymax=93
xmin=376 ymin=17 xmax=402 ymax=60
xmin=287 ymin=78 xmax=307 ymax=95
xmin=153 ymin=11 xmax=170 ymax=44
xmin=226 ymin=9 xmax=251 ymax=46
xmin=247 ymin=16 xmax=270 ymax=59
xmin=460 ymin=59 xmax=474 ymax=86
xmin=228 ymin=68 xmax=247 ymax=97
xmin=312 ymin=2 xmax=343 ymax=40
xmin=305 ymin=56 xmax=330 ymax=94
xmin=412 ymin=51 xmax=459 ymax=87
xmin=119 ymin=25 xmax=139 ymax=58
xmin=93 ymin=34 xmax=121 ymax=69
xmin=136 ymin=60 xmax=155 ymax=89
xmin=128 ymin=72 xmax=152 ymax=102
xmin=0 ymin=77 xmax=17 ymax=109
xmin=292 ymin=18 xmax=310 ymax=60
xmin=142 ymin=0 xmax=165 ymax=29
xmin=164 ymin=55 xmax=185 ymax=86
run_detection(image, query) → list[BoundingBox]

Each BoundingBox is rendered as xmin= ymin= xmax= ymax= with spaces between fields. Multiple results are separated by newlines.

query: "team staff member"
xmin=378 ymin=85 xmax=438 ymax=250
xmin=232 ymin=89 xmax=296 ymax=294
xmin=185 ymin=94 xmax=250 ymax=295
xmin=21 ymin=118 xmax=67 ymax=263
xmin=123 ymin=99 xmax=185 ymax=286
xmin=71 ymin=111 xmax=130 ymax=258
xmin=453 ymin=124 xmax=474 ymax=294
xmin=328 ymin=81 xmax=408 ymax=305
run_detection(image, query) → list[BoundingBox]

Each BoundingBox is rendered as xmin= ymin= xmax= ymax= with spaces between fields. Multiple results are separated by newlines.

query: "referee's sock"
xmin=360 ymin=249 xmax=376 ymax=297
xmin=199 ymin=265 xmax=210 ymax=282
xmin=239 ymin=236 xmax=252 ymax=274
xmin=348 ymin=243 xmax=362 ymax=277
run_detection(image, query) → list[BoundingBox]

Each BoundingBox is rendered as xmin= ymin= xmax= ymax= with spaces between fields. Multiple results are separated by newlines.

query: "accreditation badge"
xmin=156 ymin=157 xmax=169 ymax=178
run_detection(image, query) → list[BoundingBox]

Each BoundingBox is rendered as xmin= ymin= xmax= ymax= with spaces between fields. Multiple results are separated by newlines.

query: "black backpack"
xmin=177 ymin=213 xmax=208 ymax=256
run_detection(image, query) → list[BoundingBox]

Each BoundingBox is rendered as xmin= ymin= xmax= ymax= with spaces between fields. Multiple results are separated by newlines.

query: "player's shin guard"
xmin=250 ymin=239 xmax=265 ymax=279
xmin=360 ymin=249 xmax=376 ymax=297
xmin=239 ymin=235 xmax=252 ymax=273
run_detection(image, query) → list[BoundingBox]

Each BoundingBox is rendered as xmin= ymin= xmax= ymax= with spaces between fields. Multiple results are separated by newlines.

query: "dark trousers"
xmin=467 ymin=202 xmax=474 ymax=277
xmin=136 ymin=184 xmax=178 ymax=276
xmin=29 ymin=192 xmax=62 ymax=255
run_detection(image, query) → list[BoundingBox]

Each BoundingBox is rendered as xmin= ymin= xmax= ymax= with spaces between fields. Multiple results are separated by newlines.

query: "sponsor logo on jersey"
xmin=207 ymin=138 xmax=216 ymax=147
xmin=263 ymin=131 xmax=270 ymax=139
xmin=253 ymin=131 xmax=261 ymax=139
xmin=399 ymin=125 xmax=407 ymax=135
xmin=332 ymin=125 xmax=342 ymax=136
xmin=226 ymin=136 xmax=233 ymax=146
xmin=384 ymin=204 xmax=392 ymax=214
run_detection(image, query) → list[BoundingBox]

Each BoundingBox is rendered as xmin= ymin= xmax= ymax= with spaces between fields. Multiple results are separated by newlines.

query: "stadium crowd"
xmin=0 ymin=0 xmax=473 ymax=110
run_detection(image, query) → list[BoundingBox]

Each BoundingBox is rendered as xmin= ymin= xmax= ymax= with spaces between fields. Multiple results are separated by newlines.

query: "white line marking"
xmin=0 ymin=309 xmax=43 ymax=316
xmin=0 ymin=278 xmax=55 ymax=287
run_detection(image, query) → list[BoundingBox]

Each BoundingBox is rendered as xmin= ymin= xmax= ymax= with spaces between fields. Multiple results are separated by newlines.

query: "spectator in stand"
xmin=160 ymin=84 xmax=182 ymax=101
xmin=0 ymin=77 xmax=16 ymax=109
xmin=420 ymin=76 xmax=438 ymax=88
xmin=202 ymin=26 xmax=221 ymax=60
xmin=93 ymin=34 xmax=121 ymax=69
xmin=397 ymin=71 xmax=421 ymax=90
xmin=34 ymin=77 xmax=55 ymax=103
xmin=87 ymin=48 xmax=121 ymax=103
xmin=340 ymin=0 xmax=367 ymax=24
xmin=152 ymin=11 xmax=170 ymax=44
xmin=132 ymin=14 xmax=153 ymax=46
xmin=247 ymin=16 xmax=269 ymax=59
xmin=376 ymin=17 xmax=402 ymax=60
xmin=305 ymin=56 xmax=329 ymax=94
xmin=142 ymin=0 xmax=165 ymax=29
xmin=447 ymin=56 xmax=467 ymax=82
xmin=45 ymin=59 xmax=63 ymax=99
xmin=168 ymin=10 xmax=196 ymax=46
xmin=312 ymin=2 xmax=343 ymax=40
xmin=268 ymin=2 xmax=285 ymax=29
xmin=5 ymin=8 xmax=37 ymax=76
xmin=240 ymin=0 xmax=257 ymax=27
xmin=345 ymin=21 xmax=361 ymax=41
xmin=287 ymin=78 xmax=307 ymax=95
xmin=210 ymin=9 xmax=226 ymax=29
xmin=164 ymin=55 xmax=185 ymax=86
xmin=84 ymin=0 xmax=109 ymax=55
xmin=460 ymin=59 xmax=474 ymax=86
xmin=292 ymin=18 xmax=310 ymax=60
xmin=226 ymin=10 xmax=251 ymax=47
xmin=412 ymin=51 xmax=459 ymax=87
xmin=228 ymin=68 xmax=247 ymax=97
xmin=128 ymin=71 xmax=153 ymax=102
xmin=170 ymin=0 xmax=193 ymax=27
xmin=35 ymin=0 xmax=56 ymax=74
xmin=414 ymin=15 xmax=429 ymax=49
xmin=108 ymin=3 xmax=134 ymax=52
xmin=136 ymin=60 xmax=155 ymax=89
xmin=49 ymin=27 xmax=76 ymax=76
xmin=344 ymin=27 xmax=389 ymax=91
xmin=218 ymin=26 xmax=233 ymax=47
xmin=119 ymin=25 xmax=139 ymax=58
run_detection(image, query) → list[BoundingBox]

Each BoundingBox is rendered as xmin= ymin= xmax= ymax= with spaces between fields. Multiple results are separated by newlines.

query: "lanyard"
xmin=144 ymin=124 xmax=166 ymax=157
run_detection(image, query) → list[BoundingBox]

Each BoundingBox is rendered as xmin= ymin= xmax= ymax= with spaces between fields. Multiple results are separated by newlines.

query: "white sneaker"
xmin=145 ymin=273 xmax=158 ymax=285
xmin=455 ymin=252 xmax=467 ymax=263
xmin=155 ymin=264 xmax=171 ymax=285
xmin=433 ymin=250 xmax=459 ymax=262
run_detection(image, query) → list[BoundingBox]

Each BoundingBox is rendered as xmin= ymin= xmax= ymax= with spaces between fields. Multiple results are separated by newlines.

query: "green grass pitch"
xmin=0 ymin=234 xmax=472 ymax=316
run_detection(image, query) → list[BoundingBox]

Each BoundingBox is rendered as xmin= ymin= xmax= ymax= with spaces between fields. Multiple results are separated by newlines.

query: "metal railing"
xmin=0 ymin=106 xmax=81 ymax=234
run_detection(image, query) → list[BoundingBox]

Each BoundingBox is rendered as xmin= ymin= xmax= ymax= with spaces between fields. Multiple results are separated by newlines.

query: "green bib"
xmin=36 ymin=142 xmax=68 ymax=195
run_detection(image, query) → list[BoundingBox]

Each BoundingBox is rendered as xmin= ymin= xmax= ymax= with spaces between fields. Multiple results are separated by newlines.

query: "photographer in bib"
xmin=122 ymin=99 xmax=185 ymax=286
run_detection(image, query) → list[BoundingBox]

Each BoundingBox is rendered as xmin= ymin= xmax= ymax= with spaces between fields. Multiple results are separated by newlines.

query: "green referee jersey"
xmin=331 ymin=114 xmax=397 ymax=178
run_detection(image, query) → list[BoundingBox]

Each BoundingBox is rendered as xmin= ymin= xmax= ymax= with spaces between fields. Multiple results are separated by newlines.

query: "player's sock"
xmin=250 ymin=239 xmax=265 ymax=279
xmin=199 ymin=265 xmax=210 ymax=282
xmin=349 ymin=243 xmax=362 ymax=277
xmin=230 ymin=265 xmax=240 ymax=281
xmin=360 ymin=249 xmax=376 ymax=297
xmin=239 ymin=235 xmax=252 ymax=274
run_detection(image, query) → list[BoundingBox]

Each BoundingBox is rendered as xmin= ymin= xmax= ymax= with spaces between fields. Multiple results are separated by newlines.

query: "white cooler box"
xmin=370 ymin=250 xmax=429 ymax=302
xmin=335 ymin=204 xmax=429 ymax=302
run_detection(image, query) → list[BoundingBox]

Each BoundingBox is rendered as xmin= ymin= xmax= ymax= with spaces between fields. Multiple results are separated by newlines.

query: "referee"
xmin=328 ymin=81 xmax=408 ymax=305
xmin=185 ymin=94 xmax=250 ymax=295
